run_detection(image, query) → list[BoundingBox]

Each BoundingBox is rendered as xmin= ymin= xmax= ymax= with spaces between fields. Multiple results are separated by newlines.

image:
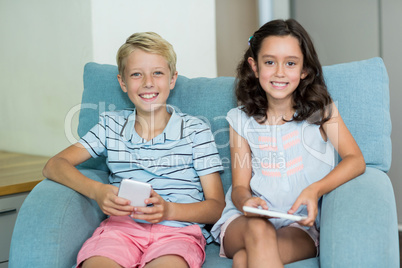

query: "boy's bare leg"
xmin=82 ymin=256 xmax=122 ymax=268
xmin=223 ymin=216 xmax=283 ymax=268
xmin=144 ymin=255 xmax=189 ymax=268
xmin=277 ymin=226 xmax=317 ymax=264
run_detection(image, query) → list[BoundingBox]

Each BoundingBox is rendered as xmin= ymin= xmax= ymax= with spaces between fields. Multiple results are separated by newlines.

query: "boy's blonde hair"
xmin=116 ymin=32 xmax=177 ymax=80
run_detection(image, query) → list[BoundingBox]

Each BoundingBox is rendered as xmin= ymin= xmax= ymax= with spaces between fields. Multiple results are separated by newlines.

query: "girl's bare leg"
xmin=232 ymin=249 xmax=247 ymax=268
xmin=223 ymin=216 xmax=317 ymax=267
xmin=277 ymin=226 xmax=317 ymax=264
xmin=223 ymin=216 xmax=283 ymax=268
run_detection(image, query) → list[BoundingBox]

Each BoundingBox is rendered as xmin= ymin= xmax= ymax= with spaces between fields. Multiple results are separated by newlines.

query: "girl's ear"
xmin=301 ymin=70 xmax=307 ymax=80
xmin=117 ymin=74 xmax=128 ymax=93
xmin=247 ymin=57 xmax=259 ymax=78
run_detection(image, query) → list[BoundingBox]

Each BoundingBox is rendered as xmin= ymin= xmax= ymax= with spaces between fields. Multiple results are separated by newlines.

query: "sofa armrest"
xmin=320 ymin=167 xmax=399 ymax=267
xmin=9 ymin=169 xmax=109 ymax=268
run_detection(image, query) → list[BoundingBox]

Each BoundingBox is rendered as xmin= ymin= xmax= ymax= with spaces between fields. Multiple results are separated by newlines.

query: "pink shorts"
xmin=76 ymin=216 xmax=206 ymax=268
xmin=219 ymin=214 xmax=319 ymax=258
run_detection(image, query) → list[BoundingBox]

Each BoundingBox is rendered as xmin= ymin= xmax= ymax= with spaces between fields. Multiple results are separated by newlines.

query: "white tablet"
xmin=118 ymin=179 xmax=152 ymax=207
xmin=243 ymin=206 xmax=307 ymax=221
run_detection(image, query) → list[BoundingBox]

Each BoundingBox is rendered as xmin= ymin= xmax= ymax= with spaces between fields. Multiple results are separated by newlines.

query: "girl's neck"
xmin=266 ymin=102 xmax=295 ymax=125
xmin=134 ymin=108 xmax=171 ymax=141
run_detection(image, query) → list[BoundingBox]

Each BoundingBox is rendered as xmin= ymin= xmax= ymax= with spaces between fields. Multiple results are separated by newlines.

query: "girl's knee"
xmin=245 ymin=217 xmax=276 ymax=239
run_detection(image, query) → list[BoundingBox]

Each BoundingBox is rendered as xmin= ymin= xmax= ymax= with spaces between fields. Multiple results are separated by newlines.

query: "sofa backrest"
xmin=78 ymin=57 xmax=391 ymax=192
xmin=323 ymin=57 xmax=391 ymax=172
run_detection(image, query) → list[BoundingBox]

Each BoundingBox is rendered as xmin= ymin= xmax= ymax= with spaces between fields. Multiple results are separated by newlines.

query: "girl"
xmin=211 ymin=19 xmax=365 ymax=267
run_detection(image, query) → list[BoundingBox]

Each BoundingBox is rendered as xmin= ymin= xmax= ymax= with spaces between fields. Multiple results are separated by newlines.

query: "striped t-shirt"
xmin=79 ymin=105 xmax=223 ymax=242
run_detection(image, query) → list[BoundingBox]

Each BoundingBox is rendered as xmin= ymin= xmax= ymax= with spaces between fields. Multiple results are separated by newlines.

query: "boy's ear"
xmin=247 ymin=57 xmax=258 ymax=78
xmin=117 ymin=74 xmax=127 ymax=93
xmin=169 ymin=71 xmax=178 ymax=90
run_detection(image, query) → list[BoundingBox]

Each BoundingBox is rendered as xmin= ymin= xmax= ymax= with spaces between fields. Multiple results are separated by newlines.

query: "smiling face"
xmin=248 ymin=35 xmax=307 ymax=105
xmin=117 ymin=49 xmax=178 ymax=119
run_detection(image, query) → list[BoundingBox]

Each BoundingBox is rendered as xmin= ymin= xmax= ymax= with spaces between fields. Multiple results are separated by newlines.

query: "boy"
xmin=43 ymin=32 xmax=225 ymax=268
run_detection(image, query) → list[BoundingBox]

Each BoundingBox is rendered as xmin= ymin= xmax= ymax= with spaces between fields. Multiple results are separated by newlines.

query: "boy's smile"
xmin=117 ymin=49 xmax=178 ymax=119
xmin=140 ymin=93 xmax=158 ymax=100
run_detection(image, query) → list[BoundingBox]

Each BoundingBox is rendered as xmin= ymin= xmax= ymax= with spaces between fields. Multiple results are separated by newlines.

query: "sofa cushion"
xmin=322 ymin=57 xmax=391 ymax=172
xmin=78 ymin=57 xmax=391 ymax=188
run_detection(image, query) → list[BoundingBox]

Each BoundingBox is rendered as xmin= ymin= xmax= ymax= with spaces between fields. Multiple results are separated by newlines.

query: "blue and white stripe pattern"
xmin=79 ymin=105 xmax=223 ymax=242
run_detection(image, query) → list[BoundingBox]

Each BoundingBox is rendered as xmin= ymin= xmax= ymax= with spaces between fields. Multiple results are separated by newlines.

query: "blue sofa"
xmin=10 ymin=57 xmax=399 ymax=267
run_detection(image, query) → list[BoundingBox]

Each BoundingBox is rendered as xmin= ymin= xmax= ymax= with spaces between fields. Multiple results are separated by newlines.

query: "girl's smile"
xmin=271 ymin=81 xmax=289 ymax=90
xmin=248 ymin=35 xmax=306 ymax=104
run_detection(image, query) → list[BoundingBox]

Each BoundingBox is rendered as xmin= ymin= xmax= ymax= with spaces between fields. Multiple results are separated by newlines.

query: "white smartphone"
xmin=118 ymin=179 xmax=152 ymax=207
xmin=243 ymin=206 xmax=307 ymax=221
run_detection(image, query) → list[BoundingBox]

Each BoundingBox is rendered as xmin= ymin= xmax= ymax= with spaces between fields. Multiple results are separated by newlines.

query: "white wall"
xmin=0 ymin=0 xmax=92 ymax=156
xmin=292 ymin=1 xmax=380 ymax=66
xmin=381 ymin=0 xmax=402 ymax=225
xmin=0 ymin=0 xmax=217 ymax=157
xmin=90 ymin=0 xmax=217 ymax=79
xmin=258 ymin=0 xmax=290 ymax=26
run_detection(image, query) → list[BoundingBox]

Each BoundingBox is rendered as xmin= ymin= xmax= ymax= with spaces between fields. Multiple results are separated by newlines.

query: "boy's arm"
xmin=171 ymin=171 xmax=225 ymax=224
xmin=132 ymin=171 xmax=225 ymax=224
xmin=43 ymin=143 xmax=134 ymax=216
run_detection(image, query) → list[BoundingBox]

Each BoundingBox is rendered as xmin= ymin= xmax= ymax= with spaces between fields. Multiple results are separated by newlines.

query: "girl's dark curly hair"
xmin=236 ymin=19 xmax=332 ymax=125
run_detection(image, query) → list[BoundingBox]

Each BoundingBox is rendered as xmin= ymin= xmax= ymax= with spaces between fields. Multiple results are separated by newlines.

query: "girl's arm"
xmin=289 ymin=103 xmax=366 ymax=225
xmin=132 ymin=171 xmax=225 ymax=224
xmin=229 ymin=125 xmax=269 ymax=212
xmin=42 ymin=143 xmax=133 ymax=216
xmin=314 ymin=103 xmax=366 ymax=195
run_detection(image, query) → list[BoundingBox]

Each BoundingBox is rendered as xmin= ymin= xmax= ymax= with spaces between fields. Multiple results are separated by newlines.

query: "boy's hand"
xmin=130 ymin=189 xmax=171 ymax=223
xmin=94 ymin=184 xmax=133 ymax=216
xmin=288 ymin=185 xmax=319 ymax=227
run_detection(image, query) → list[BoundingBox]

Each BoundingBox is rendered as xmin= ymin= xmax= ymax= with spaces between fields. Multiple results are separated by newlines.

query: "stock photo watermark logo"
xmin=64 ymin=102 xmax=121 ymax=144
xmin=64 ymin=102 xmax=338 ymax=169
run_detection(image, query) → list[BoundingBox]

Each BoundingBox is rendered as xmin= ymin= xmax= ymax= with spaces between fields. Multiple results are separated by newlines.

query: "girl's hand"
xmin=242 ymin=197 xmax=269 ymax=217
xmin=288 ymin=185 xmax=319 ymax=227
xmin=93 ymin=183 xmax=133 ymax=216
xmin=130 ymin=189 xmax=171 ymax=224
